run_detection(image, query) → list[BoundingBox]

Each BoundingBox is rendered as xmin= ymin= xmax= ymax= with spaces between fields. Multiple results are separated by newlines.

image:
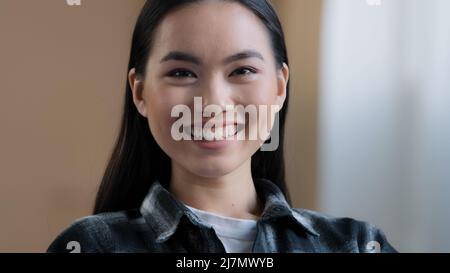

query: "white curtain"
xmin=319 ymin=0 xmax=450 ymax=252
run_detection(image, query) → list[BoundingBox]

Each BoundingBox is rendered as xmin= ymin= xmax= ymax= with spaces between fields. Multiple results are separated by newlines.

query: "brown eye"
xmin=230 ymin=67 xmax=257 ymax=77
xmin=168 ymin=69 xmax=197 ymax=78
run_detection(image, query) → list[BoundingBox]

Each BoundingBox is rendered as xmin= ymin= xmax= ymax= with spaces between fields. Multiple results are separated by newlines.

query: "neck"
xmin=169 ymin=159 xmax=263 ymax=220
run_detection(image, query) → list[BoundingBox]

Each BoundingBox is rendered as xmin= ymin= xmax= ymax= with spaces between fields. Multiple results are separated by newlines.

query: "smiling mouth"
xmin=184 ymin=124 xmax=245 ymax=141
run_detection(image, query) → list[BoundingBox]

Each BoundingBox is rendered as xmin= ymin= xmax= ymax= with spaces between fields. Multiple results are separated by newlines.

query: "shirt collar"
xmin=140 ymin=179 xmax=319 ymax=243
xmin=254 ymin=178 xmax=320 ymax=237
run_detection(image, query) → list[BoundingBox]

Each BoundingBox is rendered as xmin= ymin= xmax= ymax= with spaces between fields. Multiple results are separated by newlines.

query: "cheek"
xmin=146 ymin=98 xmax=171 ymax=136
xmin=237 ymin=77 xmax=279 ymax=139
xmin=238 ymin=76 xmax=278 ymax=106
xmin=144 ymin=88 xmax=191 ymax=143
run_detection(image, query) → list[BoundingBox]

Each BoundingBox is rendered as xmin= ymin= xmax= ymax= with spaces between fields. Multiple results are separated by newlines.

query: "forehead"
xmin=150 ymin=1 xmax=273 ymax=62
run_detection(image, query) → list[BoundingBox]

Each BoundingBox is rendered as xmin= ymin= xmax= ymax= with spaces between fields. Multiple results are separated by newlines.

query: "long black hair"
xmin=94 ymin=0 xmax=291 ymax=214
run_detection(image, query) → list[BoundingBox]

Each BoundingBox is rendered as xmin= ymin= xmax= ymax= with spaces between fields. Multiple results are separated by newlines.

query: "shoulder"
xmin=47 ymin=209 xmax=147 ymax=253
xmin=292 ymin=208 xmax=397 ymax=253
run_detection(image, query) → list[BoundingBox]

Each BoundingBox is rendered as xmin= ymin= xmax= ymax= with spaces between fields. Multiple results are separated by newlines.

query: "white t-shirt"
xmin=184 ymin=204 xmax=258 ymax=253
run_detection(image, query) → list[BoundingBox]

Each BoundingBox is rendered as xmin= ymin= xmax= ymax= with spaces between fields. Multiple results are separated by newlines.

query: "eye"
xmin=167 ymin=69 xmax=197 ymax=78
xmin=230 ymin=67 xmax=257 ymax=77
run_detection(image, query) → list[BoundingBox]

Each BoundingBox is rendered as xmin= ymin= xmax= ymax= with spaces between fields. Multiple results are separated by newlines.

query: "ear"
xmin=128 ymin=68 xmax=147 ymax=117
xmin=275 ymin=63 xmax=289 ymax=111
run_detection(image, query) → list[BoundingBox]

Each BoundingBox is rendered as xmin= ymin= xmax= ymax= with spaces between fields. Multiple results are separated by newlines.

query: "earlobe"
xmin=128 ymin=68 xmax=147 ymax=117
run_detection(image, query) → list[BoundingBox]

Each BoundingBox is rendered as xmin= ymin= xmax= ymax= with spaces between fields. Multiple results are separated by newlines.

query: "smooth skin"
xmin=128 ymin=0 xmax=289 ymax=220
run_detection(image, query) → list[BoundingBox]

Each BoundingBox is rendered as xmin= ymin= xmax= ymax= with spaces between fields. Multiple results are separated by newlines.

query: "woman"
xmin=48 ymin=0 xmax=396 ymax=253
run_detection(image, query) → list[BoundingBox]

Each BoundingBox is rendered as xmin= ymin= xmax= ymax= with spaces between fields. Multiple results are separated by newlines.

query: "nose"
xmin=192 ymin=74 xmax=241 ymax=126
xmin=199 ymin=74 xmax=233 ymax=109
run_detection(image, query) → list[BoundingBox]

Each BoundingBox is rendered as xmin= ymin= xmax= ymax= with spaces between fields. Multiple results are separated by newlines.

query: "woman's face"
xmin=130 ymin=1 xmax=289 ymax=178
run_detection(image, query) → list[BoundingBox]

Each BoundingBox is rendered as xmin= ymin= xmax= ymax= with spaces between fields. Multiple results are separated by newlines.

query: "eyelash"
xmin=166 ymin=67 xmax=257 ymax=79
xmin=230 ymin=67 xmax=257 ymax=77
xmin=167 ymin=69 xmax=196 ymax=78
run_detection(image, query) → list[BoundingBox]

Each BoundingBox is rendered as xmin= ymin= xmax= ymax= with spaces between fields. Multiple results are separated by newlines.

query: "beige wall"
xmin=0 ymin=0 xmax=145 ymax=252
xmin=0 ymin=0 xmax=321 ymax=252
xmin=273 ymin=0 xmax=322 ymax=210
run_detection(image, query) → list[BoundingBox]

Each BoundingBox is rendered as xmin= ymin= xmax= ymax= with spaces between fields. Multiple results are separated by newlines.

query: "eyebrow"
xmin=223 ymin=50 xmax=265 ymax=64
xmin=160 ymin=51 xmax=201 ymax=65
xmin=159 ymin=50 xmax=265 ymax=65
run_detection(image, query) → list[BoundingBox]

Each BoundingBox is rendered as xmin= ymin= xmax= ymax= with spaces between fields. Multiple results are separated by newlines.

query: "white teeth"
xmin=215 ymin=127 xmax=224 ymax=140
xmin=225 ymin=125 xmax=237 ymax=138
xmin=203 ymin=128 xmax=215 ymax=141
xmin=191 ymin=125 xmax=238 ymax=141
xmin=193 ymin=127 xmax=203 ymax=140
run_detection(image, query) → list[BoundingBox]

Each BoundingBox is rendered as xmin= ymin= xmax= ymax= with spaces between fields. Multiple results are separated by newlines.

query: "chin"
xmin=186 ymin=159 xmax=241 ymax=179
